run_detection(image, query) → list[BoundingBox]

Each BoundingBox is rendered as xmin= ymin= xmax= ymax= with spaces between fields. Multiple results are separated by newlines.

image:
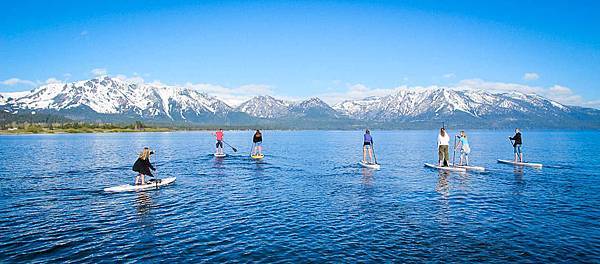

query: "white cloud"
xmin=80 ymin=30 xmax=88 ymax=36
xmin=45 ymin=77 xmax=62 ymax=84
xmin=114 ymin=74 xmax=145 ymax=84
xmin=318 ymin=83 xmax=405 ymax=105
xmin=184 ymin=82 xmax=274 ymax=106
xmin=1 ymin=78 xmax=37 ymax=87
xmin=90 ymin=68 xmax=107 ymax=76
xmin=314 ymin=78 xmax=598 ymax=109
xmin=523 ymin=72 xmax=540 ymax=81
xmin=443 ymin=73 xmax=456 ymax=78
xmin=455 ymin=78 xmax=598 ymax=108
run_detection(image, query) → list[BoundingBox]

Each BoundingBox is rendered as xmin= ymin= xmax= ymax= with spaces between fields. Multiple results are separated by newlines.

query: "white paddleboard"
xmin=424 ymin=163 xmax=467 ymax=172
xmin=450 ymin=164 xmax=486 ymax=171
xmin=497 ymin=159 xmax=542 ymax=168
xmin=104 ymin=177 xmax=176 ymax=193
xmin=214 ymin=153 xmax=227 ymax=158
xmin=359 ymin=161 xmax=381 ymax=170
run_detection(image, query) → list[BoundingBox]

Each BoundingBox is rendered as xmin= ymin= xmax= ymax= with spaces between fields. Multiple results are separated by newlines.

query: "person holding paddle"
xmin=455 ymin=130 xmax=471 ymax=166
xmin=252 ymin=130 xmax=263 ymax=156
xmin=362 ymin=129 xmax=375 ymax=164
xmin=509 ymin=128 xmax=523 ymax=162
xmin=213 ymin=128 xmax=225 ymax=155
xmin=438 ymin=128 xmax=450 ymax=167
xmin=132 ymin=147 xmax=156 ymax=185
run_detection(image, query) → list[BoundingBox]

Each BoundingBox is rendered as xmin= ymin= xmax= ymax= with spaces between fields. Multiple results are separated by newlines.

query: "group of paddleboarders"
xmin=434 ymin=127 xmax=524 ymax=167
xmin=131 ymin=129 xmax=264 ymax=185
xmin=130 ymin=127 xmax=527 ymax=184
xmin=435 ymin=128 xmax=472 ymax=167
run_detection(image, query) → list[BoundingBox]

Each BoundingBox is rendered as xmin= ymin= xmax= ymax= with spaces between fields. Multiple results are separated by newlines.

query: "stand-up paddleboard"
xmin=104 ymin=177 xmax=176 ymax=193
xmin=424 ymin=163 xmax=467 ymax=172
xmin=214 ymin=153 xmax=226 ymax=158
xmin=359 ymin=161 xmax=381 ymax=170
xmin=498 ymin=159 xmax=542 ymax=168
xmin=251 ymin=154 xmax=264 ymax=159
xmin=450 ymin=164 xmax=486 ymax=171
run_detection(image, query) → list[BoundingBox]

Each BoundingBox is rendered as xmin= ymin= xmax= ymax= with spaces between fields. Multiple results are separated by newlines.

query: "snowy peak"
xmin=235 ymin=96 xmax=340 ymax=119
xmin=6 ymin=76 xmax=232 ymax=121
xmin=289 ymin=97 xmax=339 ymax=118
xmin=334 ymin=88 xmax=572 ymax=121
xmin=1 ymin=78 xmax=596 ymax=128
xmin=235 ymin=95 xmax=290 ymax=118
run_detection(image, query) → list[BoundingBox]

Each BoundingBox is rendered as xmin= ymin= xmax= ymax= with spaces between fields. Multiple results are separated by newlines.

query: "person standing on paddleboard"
xmin=132 ymin=147 xmax=156 ymax=185
xmin=509 ymin=128 xmax=523 ymax=162
xmin=362 ymin=129 xmax=375 ymax=164
xmin=438 ymin=128 xmax=450 ymax=167
xmin=456 ymin=130 xmax=471 ymax=166
xmin=213 ymin=128 xmax=224 ymax=155
xmin=252 ymin=130 xmax=263 ymax=155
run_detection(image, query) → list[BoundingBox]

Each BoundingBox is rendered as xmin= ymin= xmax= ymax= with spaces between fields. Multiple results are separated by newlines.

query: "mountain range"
xmin=2 ymin=76 xmax=599 ymax=129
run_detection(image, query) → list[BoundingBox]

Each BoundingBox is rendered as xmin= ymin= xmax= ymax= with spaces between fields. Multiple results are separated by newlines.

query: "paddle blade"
xmin=232 ymin=147 xmax=238 ymax=152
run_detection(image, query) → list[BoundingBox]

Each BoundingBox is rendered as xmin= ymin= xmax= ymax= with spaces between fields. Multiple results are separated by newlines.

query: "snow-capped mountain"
xmin=235 ymin=95 xmax=291 ymax=118
xmin=1 ymin=77 xmax=599 ymax=128
xmin=235 ymin=96 xmax=341 ymax=119
xmin=288 ymin=97 xmax=340 ymax=118
xmin=333 ymin=88 xmax=572 ymax=122
xmin=4 ymin=76 xmax=232 ymax=121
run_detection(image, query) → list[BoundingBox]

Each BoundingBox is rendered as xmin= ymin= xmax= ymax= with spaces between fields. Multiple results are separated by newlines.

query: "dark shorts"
xmin=216 ymin=141 xmax=223 ymax=148
xmin=363 ymin=142 xmax=371 ymax=146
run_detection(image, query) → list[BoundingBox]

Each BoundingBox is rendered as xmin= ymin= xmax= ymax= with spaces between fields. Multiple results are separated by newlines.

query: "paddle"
xmin=372 ymin=141 xmax=378 ymax=165
xmin=222 ymin=140 xmax=238 ymax=152
xmin=250 ymin=142 xmax=255 ymax=156
xmin=452 ymin=135 xmax=457 ymax=166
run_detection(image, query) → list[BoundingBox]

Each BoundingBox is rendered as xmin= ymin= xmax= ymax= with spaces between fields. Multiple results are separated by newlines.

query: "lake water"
xmin=1 ymin=130 xmax=599 ymax=262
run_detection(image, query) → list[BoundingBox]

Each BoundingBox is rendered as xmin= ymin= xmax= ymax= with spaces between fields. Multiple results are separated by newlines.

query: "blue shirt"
xmin=459 ymin=136 xmax=469 ymax=147
xmin=364 ymin=133 xmax=373 ymax=143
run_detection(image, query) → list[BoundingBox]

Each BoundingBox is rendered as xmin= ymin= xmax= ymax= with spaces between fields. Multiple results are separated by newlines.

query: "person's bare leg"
xmin=362 ymin=147 xmax=367 ymax=163
xmin=135 ymin=174 xmax=140 ymax=185
xmin=465 ymin=155 xmax=469 ymax=166
xmin=141 ymin=174 xmax=145 ymax=184
xmin=369 ymin=148 xmax=374 ymax=163
xmin=258 ymin=146 xmax=262 ymax=155
xmin=514 ymin=153 xmax=518 ymax=162
xmin=520 ymin=153 xmax=524 ymax=163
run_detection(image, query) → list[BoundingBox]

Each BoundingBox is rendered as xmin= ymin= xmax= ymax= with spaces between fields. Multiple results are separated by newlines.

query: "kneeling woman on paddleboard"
xmin=362 ymin=129 xmax=375 ymax=164
xmin=437 ymin=128 xmax=450 ymax=166
xmin=252 ymin=130 xmax=263 ymax=155
xmin=132 ymin=147 xmax=156 ymax=185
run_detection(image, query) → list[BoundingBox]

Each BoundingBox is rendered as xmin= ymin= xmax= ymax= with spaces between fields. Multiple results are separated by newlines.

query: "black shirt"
xmin=132 ymin=157 xmax=155 ymax=176
xmin=510 ymin=132 xmax=522 ymax=146
xmin=253 ymin=133 xmax=262 ymax=143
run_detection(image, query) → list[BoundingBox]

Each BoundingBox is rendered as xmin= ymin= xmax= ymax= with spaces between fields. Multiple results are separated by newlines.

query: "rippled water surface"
xmin=1 ymin=130 xmax=599 ymax=262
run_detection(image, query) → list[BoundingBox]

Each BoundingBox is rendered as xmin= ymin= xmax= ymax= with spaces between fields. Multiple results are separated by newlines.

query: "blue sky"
xmin=1 ymin=0 xmax=599 ymax=106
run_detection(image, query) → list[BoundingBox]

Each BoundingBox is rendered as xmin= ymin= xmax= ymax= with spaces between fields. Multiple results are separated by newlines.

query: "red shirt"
xmin=215 ymin=131 xmax=224 ymax=141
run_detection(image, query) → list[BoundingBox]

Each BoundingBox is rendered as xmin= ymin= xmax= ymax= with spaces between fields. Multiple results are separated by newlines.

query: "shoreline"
xmin=1 ymin=127 xmax=598 ymax=135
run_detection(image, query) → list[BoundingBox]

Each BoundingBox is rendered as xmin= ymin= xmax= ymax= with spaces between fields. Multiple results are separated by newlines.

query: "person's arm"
xmin=146 ymin=159 xmax=156 ymax=171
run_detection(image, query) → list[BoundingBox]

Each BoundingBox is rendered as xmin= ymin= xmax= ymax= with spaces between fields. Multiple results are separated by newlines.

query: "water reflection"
xmin=436 ymin=171 xmax=450 ymax=198
xmin=136 ymin=192 xmax=153 ymax=216
xmin=361 ymin=168 xmax=373 ymax=186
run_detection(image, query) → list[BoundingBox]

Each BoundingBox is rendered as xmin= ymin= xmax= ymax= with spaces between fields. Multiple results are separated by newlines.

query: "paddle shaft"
xmin=372 ymin=141 xmax=378 ymax=164
xmin=222 ymin=140 xmax=238 ymax=152
xmin=452 ymin=136 xmax=457 ymax=166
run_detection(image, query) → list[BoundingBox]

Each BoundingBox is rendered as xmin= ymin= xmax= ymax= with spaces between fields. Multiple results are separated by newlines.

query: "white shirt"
xmin=437 ymin=133 xmax=450 ymax=146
